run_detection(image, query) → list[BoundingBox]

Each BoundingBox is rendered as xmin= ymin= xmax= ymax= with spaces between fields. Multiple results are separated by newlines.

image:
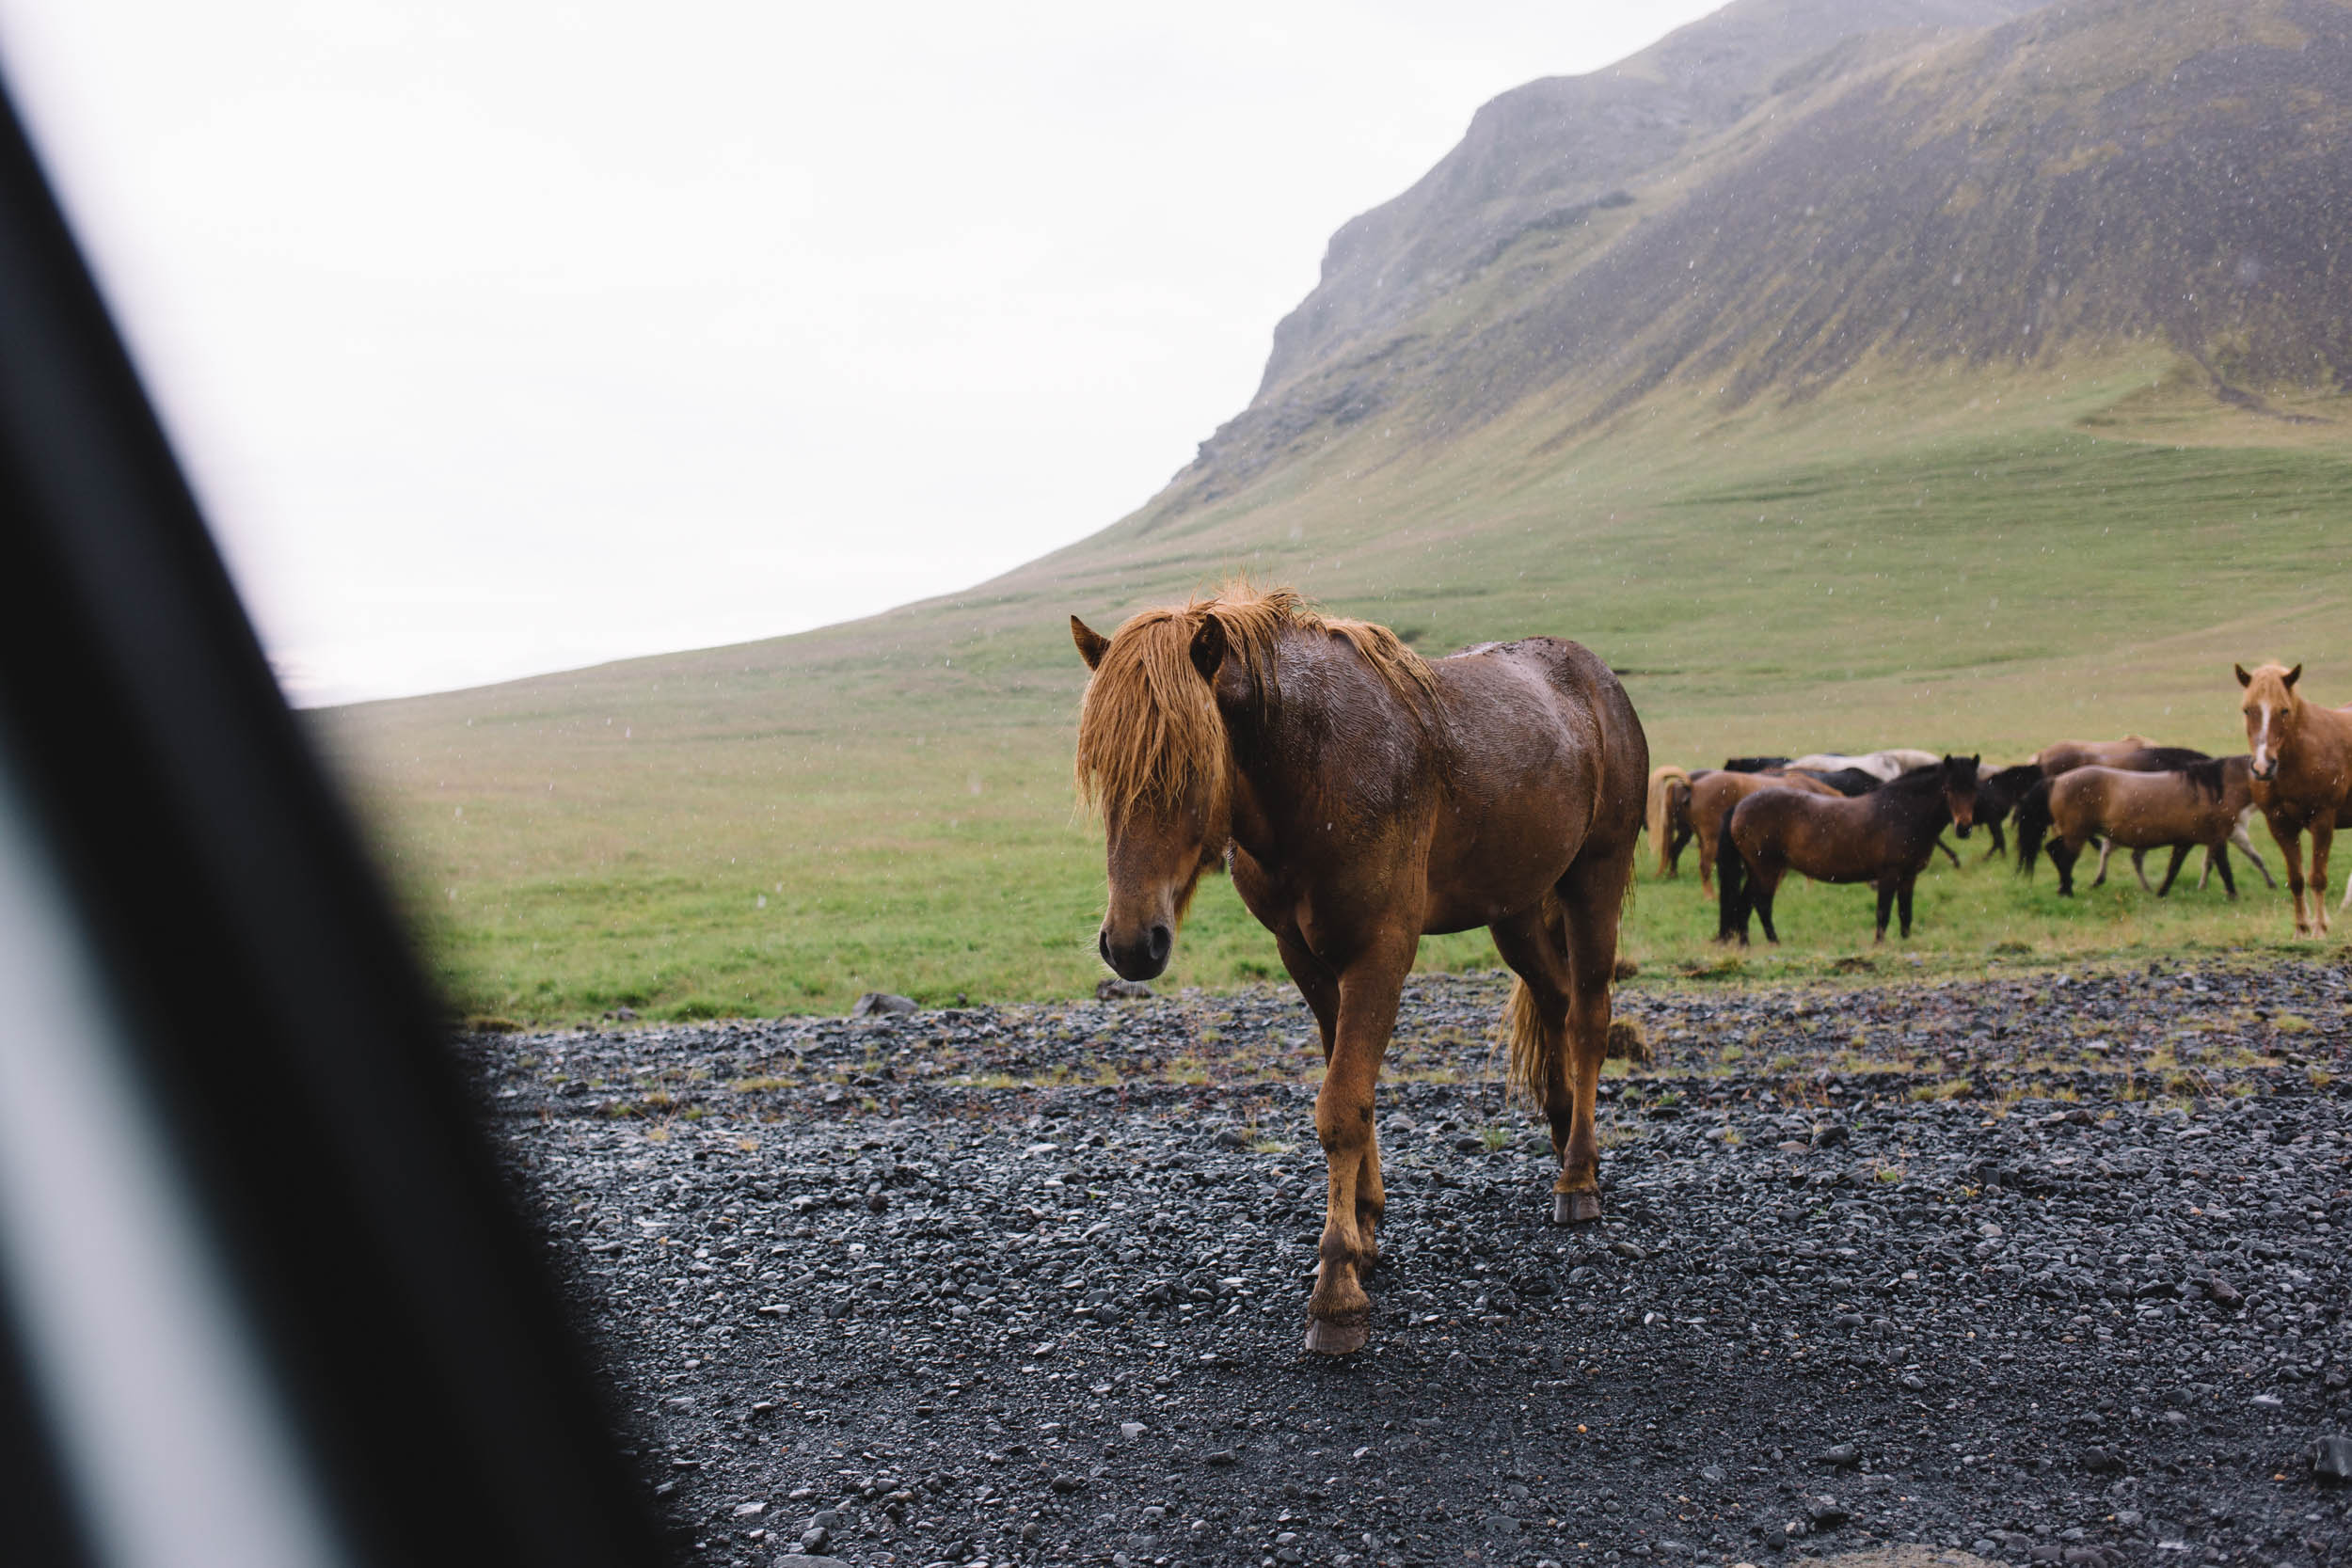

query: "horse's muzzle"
xmin=1099 ymin=923 xmax=1172 ymax=982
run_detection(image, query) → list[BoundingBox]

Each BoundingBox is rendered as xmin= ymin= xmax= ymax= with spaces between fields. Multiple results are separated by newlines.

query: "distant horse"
xmin=1788 ymin=749 xmax=1941 ymax=782
xmin=1717 ymin=756 xmax=1979 ymax=944
xmin=1787 ymin=765 xmax=1884 ymax=798
xmin=2027 ymin=743 xmax=2275 ymax=890
xmin=2030 ymin=735 xmax=2156 ymax=775
xmin=2013 ymin=758 xmax=2258 ymax=897
xmin=1072 ymin=586 xmax=1647 ymax=1355
xmin=1968 ymin=763 xmax=2047 ymax=860
xmin=1722 ymin=755 xmax=1790 ymax=773
xmin=1645 ymin=765 xmax=1714 ymax=878
xmin=1684 ymin=768 xmax=1841 ymax=897
xmin=2238 ymin=663 xmax=2352 ymax=936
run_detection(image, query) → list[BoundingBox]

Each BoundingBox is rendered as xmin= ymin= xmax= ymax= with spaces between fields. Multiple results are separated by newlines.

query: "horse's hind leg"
xmin=1897 ymin=876 xmax=1916 ymax=939
xmin=2050 ymin=838 xmax=2080 ymax=897
xmin=2215 ymin=842 xmax=2239 ymax=900
xmin=1752 ymin=865 xmax=1784 ymax=945
xmin=1490 ymin=907 xmax=1589 ymax=1224
xmin=1874 ymin=879 xmax=1897 ymax=942
xmin=2089 ymin=838 xmax=2112 ymax=890
xmin=2234 ymin=816 xmax=2280 ymax=889
xmin=1302 ymin=940 xmax=1412 ymax=1355
xmin=2131 ymin=847 xmax=2156 ymax=894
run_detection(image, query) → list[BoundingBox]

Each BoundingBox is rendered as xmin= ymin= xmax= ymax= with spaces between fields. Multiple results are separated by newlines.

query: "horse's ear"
xmin=2285 ymin=663 xmax=2303 ymax=689
xmin=2234 ymin=663 xmax=2253 ymax=689
xmin=1189 ymin=614 xmax=1227 ymax=683
xmin=1071 ymin=615 xmax=1108 ymax=671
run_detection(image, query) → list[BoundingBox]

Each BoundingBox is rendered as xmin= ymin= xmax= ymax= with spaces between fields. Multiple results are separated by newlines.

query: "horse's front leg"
xmin=2269 ymin=817 xmax=2310 ymax=935
xmin=2154 ymin=845 xmax=2191 ymax=897
xmin=1896 ymin=876 xmax=1916 ymax=939
xmin=1304 ymin=940 xmax=1410 ymax=1355
xmin=1873 ymin=879 xmax=1896 ymax=942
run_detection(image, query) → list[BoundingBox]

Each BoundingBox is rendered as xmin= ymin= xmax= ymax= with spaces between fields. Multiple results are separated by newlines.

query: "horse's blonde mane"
xmin=1073 ymin=583 xmax=1435 ymax=819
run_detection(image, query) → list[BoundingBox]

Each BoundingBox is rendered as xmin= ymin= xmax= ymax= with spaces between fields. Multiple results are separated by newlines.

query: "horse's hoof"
xmin=1303 ymin=1314 xmax=1369 ymax=1356
xmin=1552 ymin=1191 xmax=1603 ymax=1226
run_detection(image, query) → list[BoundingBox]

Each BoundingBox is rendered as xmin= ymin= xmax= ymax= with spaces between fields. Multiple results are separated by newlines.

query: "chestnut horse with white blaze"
xmin=2237 ymin=663 xmax=2352 ymax=936
xmin=1071 ymin=587 xmax=1647 ymax=1355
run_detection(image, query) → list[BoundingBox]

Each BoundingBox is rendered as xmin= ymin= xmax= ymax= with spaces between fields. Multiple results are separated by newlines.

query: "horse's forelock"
xmin=1073 ymin=584 xmax=1432 ymax=820
xmin=1074 ymin=605 xmax=1228 ymax=821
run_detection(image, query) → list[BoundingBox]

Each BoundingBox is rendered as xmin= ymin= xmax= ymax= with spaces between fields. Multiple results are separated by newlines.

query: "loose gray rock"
xmin=849 ymin=991 xmax=916 ymax=1018
xmin=1095 ymin=977 xmax=1154 ymax=1000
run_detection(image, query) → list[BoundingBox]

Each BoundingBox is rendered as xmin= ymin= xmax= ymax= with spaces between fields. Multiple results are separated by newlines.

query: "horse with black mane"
xmin=1716 ymin=756 xmax=1979 ymax=944
xmin=1071 ymin=586 xmax=1646 ymax=1354
xmin=2014 ymin=757 xmax=2258 ymax=897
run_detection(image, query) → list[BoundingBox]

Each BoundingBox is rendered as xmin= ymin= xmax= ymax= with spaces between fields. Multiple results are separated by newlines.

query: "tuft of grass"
xmin=1480 ymin=1127 xmax=1512 ymax=1152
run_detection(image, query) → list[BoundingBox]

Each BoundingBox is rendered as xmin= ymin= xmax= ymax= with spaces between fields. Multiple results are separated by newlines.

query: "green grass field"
xmin=321 ymin=359 xmax=2352 ymax=1025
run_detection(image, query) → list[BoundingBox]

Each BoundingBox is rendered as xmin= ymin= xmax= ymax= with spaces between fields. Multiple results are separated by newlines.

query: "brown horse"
xmin=1716 ymin=756 xmax=1979 ymax=943
xmin=2013 ymin=758 xmax=2257 ymax=897
xmin=2032 ymin=735 xmax=2157 ymax=775
xmin=1645 ymin=765 xmax=1705 ymax=878
xmin=1071 ymin=587 xmax=1647 ymax=1355
xmin=2238 ymin=663 xmax=2352 ymax=936
xmin=1682 ymin=768 xmax=1841 ymax=898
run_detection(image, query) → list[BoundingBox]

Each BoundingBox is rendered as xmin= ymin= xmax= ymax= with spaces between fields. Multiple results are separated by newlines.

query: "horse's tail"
xmin=1646 ymin=765 xmax=1692 ymax=875
xmin=1503 ymin=974 xmax=1550 ymax=1106
xmin=2014 ymin=778 xmax=2055 ymax=879
xmin=1715 ymin=807 xmax=1750 ymax=942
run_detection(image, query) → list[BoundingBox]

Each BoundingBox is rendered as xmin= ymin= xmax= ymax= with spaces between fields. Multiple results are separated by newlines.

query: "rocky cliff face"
xmin=1168 ymin=0 xmax=2351 ymax=515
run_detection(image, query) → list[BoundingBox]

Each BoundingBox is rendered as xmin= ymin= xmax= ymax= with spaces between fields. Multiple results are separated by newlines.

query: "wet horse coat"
xmin=2238 ymin=663 xmax=2352 ymax=936
xmin=1072 ymin=588 xmax=1646 ymax=1354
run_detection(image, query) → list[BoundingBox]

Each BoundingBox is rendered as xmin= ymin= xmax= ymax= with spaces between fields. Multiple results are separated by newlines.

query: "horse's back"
xmin=1436 ymin=637 xmax=1648 ymax=847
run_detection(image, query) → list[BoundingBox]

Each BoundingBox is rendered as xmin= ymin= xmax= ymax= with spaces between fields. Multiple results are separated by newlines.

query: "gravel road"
xmin=465 ymin=959 xmax=2352 ymax=1568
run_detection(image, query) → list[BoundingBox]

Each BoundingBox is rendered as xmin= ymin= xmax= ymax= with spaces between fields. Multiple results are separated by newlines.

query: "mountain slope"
xmin=1175 ymin=0 xmax=2352 ymax=512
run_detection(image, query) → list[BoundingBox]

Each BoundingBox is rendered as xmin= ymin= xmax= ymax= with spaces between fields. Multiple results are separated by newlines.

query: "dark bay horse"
xmin=2239 ymin=662 xmax=2352 ymax=936
xmin=2014 ymin=758 xmax=2257 ymax=897
xmin=1716 ymin=756 xmax=1979 ymax=944
xmin=1071 ymin=587 xmax=1647 ymax=1354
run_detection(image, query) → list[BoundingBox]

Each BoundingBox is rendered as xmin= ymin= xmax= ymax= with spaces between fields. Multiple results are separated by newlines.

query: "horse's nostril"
xmin=1148 ymin=924 xmax=1172 ymax=963
xmin=1098 ymin=929 xmax=1113 ymax=964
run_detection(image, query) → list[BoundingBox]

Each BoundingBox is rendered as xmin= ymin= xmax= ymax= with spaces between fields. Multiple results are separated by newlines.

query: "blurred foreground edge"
xmin=0 ymin=69 xmax=667 ymax=1568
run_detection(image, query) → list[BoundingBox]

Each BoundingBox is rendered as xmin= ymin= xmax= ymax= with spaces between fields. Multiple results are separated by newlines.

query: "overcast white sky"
xmin=0 ymin=1 xmax=1721 ymax=705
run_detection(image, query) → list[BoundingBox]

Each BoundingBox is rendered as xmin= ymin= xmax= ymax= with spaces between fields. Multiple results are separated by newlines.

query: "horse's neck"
xmin=1227 ymin=636 xmax=1422 ymax=846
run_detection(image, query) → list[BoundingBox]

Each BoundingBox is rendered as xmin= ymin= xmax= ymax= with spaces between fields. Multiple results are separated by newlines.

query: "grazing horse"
xmin=1788 ymin=749 xmax=1940 ymax=782
xmin=2238 ymin=663 xmax=2352 ymax=936
xmin=1716 ymin=756 xmax=1979 ymax=944
xmin=2013 ymin=759 xmax=2258 ymax=897
xmin=1683 ymin=768 xmax=1841 ymax=897
xmin=1646 ymin=765 xmax=1709 ymax=878
xmin=1071 ymin=586 xmax=1647 ymax=1355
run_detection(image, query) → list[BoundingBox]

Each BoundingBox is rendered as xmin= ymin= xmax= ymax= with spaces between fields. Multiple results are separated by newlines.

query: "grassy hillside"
xmin=323 ymin=358 xmax=2352 ymax=1025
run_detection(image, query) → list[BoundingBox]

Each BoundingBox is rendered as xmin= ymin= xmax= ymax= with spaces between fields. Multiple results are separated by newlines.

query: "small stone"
xmin=2312 ymin=1433 xmax=2352 ymax=1483
xmin=734 ymin=1500 xmax=768 ymax=1517
xmin=1120 ymin=1421 xmax=1146 ymax=1440
xmin=796 ymin=1526 xmax=831 ymax=1554
xmin=1806 ymin=1498 xmax=1849 ymax=1528
xmin=1609 ymin=1241 xmax=1646 ymax=1260
xmin=1204 ymin=1449 xmax=1238 ymax=1467
xmin=2204 ymin=1277 xmax=2244 ymax=1308
xmin=1817 ymin=1443 xmax=1857 ymax=1468
xmin=1096 ymin=977 xmax=1153 ymax=1001
xmin=1811 ymin=1122 xmax=1849 ymax=1150
xmin=1049 ymin=1473 xmax=1087 ymax=1494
